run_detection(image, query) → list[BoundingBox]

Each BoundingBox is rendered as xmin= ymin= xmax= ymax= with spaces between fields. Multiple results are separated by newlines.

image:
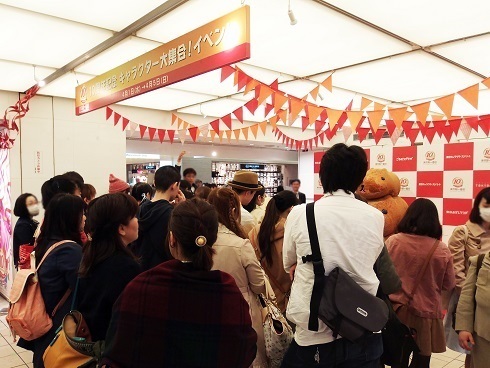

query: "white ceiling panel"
xmin=333 ymin=51 xmax=482 ymax=103
xmin=0 ymin=60 xmax=54 ymax=92
xmin=117 ymin=87 xmax=215 ymax=111
xmin=75 ymin=37 xmax=162 ymax=75
xmin=325 ymin=0 xmax=490 ymax=46
xmin=0 ymin=1 xmax=170 ymax=31
xmin=39 ymin=72 xmax=94 ymax=99
xmin=0 ymin=5 xmax=112 ymax=68
xmin=431 ymin=35 xmax=490 ymax=77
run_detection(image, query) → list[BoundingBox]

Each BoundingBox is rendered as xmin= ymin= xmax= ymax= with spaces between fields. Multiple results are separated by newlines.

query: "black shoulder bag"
xmin=303 ymin=202 xmax=389 ymax=342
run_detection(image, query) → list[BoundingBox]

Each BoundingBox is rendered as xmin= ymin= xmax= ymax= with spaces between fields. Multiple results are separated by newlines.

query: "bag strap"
xmin=36 ymin=240 xmax=73 ymax=271
xmin=476 ymin=253 xmax=486 ymax=278
xmin=406 ymin=239 xmax=440 ymax=304
xmin=304 ymin=202 xmax=326 ymax=332
xmin=51 ymin=289 xmax=72 ymax=317
xmin=71 ymin=277 xmax=81 ymax=311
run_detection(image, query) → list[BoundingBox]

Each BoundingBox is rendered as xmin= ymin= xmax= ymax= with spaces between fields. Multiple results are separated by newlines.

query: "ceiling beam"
xmin=25 ymin=0 xmax=189 ymax=92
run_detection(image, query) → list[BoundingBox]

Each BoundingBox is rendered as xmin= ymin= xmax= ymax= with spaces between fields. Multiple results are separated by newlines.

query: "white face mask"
xmin=27 ymin=204 xmax=39 ymax=217
xmin=479 ymin=207 xmax=490 ymax=223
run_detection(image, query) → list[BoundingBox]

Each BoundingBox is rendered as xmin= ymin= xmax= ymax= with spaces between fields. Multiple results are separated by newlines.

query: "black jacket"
xmin=298 ymin=192 xmax=306 ymax=204
xmin=13 ymin=217 xmax=38 ymax=266
xmin=133 ymin=200 xmax=173 ymax=271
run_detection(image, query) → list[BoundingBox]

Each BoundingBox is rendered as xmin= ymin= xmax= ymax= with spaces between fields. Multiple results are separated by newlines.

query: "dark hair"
xmin=183 ymin=168 xmax=197 ymax=177
xmin=469 ymin=187 xmax=490 ymax=224
xmin=397 ymin=198 xmax=442 ymax=239
xmin=258 ymin=191 xmax=298 ymax=265
xmin=169 ymin=198 xmax=218 ymax=271
xmin=13 ymin=193 xmax=37 ymax=218
xmin=36 ymin=194 xmax=85 ymax=265
xmin=208 ymin=187 xmax=247 ymax=239
xmin=131 ymin=182 xmax=152 ymax=202
xmin=41 ymin=175 xmax=78 ymax=209
xmin=195 ymin=186 xmax=211 ymax=200
xmin=79 ymin=193 xmax=139 ymax=277
xmin=154 ymin=166 xmax=181 ymax=192
xmin=63 ymin=171 xmax=84 ymax=190
xmin=276 ymin=186 xmax=284 ymax=193
xmin=319 ymin=143 xmax=368 ymax=194
xmin=81 ymin=184 xmax=96 ymax=202
xmin=204 ymin=183 xmax=217 ymax=189
xmin=290 ymin=179 xmax=301 ymax=185
xmin=243 ymin=184 xmax=266 ymax=213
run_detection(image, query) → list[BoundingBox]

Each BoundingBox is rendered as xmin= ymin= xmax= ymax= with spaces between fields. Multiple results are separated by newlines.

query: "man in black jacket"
xmin=290 ymin=179 xmax=306 ymax=204
xmin=133 ymin=166 xmax=185 ymax=271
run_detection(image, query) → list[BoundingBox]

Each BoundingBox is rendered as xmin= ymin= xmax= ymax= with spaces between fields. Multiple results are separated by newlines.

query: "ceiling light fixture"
xmin=288 ymin=0 xmax=298 ymax=25
xmin=33 ymin=65 xmax=46 ymax=87
xmin=200 ymin=104 xmax=207 ymax=119
xmin=212 ymin=151 xmax=217 ymax=157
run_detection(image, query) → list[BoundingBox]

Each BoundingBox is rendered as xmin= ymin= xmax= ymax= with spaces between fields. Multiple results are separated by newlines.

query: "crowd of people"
xmin=9 ymin=144 xmax=490 ymax=368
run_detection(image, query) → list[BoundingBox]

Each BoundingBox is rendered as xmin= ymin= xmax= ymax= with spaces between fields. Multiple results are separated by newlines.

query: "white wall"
xmin=298 ymin=150 xmax=315 ymax=201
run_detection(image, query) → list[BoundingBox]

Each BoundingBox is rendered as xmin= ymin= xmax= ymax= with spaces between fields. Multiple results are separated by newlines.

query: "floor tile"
xmin=18 ymin=350 xmax=33 ymax=364
xmin=0 ymin=345 xmax=17 ymax=358
xmin=0 ymin=353 xmax=25 ymax=368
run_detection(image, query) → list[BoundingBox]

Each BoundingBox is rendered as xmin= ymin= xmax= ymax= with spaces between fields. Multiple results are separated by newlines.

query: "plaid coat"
xmin=101 ymin=260 xmax=257 ymax=368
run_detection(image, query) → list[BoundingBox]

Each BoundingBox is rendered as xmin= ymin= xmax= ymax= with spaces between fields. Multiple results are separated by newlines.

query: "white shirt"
xmin=241 ymin=205 xmax=257 ymax=236
xmin=283 ymin=190 xmax=384 ymax=346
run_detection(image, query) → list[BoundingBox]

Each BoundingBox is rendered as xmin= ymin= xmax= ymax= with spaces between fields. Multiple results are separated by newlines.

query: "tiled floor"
xmin=0 ymin=296 xmax=466 ymax=368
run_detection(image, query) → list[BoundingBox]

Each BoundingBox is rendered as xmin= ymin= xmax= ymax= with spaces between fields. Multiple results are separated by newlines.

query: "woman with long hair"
xmin=208 ymin=187 xmax=267 ymax=367
xmin=387 ymin=198 xmax=455 ymax=368
xmin=77 ymin=193 xmax=141 ymax=342
xmin=446 ymin=187 xmax=490 ymax=368
xmin=19 ymin=193 xmax=85 ymax=368
xmin=101 ymin=199 xmax=257 ymax=367
xmin=249 ymin=190 xmax=298 ymax=313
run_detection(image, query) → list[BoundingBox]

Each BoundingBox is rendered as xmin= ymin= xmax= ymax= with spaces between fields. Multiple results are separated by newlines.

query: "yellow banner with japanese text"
xmin=75 ymin=6 xmax=250 ymax=115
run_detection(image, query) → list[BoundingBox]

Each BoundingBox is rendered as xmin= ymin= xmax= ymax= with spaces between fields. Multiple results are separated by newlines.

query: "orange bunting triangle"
xmin=411 ymin=101 xmax=430 ymax=125
xmin=259 ymin=121 xmax=268 ymax=135
xmin=374 ymin=102 xmax=385 ymax=111
xmin=242 ymin=127 xmax=249 ymax=140
xmin=434 ymin=94 xmax=454 ymax=118
xmin=244 ymin=79 xmax=259 ymax=95
xmin=325 ymin=108 xmax=343 ymax=130
xmin=269 ymin=116 xmax=278 ymax=130
xmin=218 ymin=130 xmax=224 ymax=143
xmin=210 ymin=130 xmax=216 ymax=141
xmin=482 ymin=78 xmax=490 ymax=89
xmin=225 ymin=130 xmax=232 ymax=143
xmin=233 ymin=129 xmax=241 ymax=141
xmin=274 ymin=93 xmax=288 ymax=113
xmin=346 ymin=111 xmax=364 ymax=131
xmin=171 ymin=113 xmax=177 ymax=126
xmin=277 ymin=110 xmax=288 ymax=124
xmin=360 ymin=97 xmax=372 ymax=110
xmin=250 ymin=124 xmax=259 ymax=139
xmin=310 ymin=85 xmax=320 ymax=100
xmin=458 ymin=84 xmax=479 ymax=110
xmin=366 ymin=110 xmax=385 ymax=133
xmin=307 ymin=105 xmax=324 ymax=126
xmin=177 ymin=118 xmax=183 ymax=129
xmin=321 ymin=75 xmax=333 ymax=92
xmin=257 ymin=85 xmax=274 ymax=106
xmin=289 ymin=98 xmax=304 ymax=122
xmin=388 ymin=107 xmax=408 ymax=128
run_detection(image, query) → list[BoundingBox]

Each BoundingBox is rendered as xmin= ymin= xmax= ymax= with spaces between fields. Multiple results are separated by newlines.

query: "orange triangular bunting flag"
xmin=241 ymin=127 xmax=249 ymax=140
xmin=269 ymin=116 xmax=278 ymax=130
xmin=326 ymin=108 xmax=343 ymax=130
xmin=250 ymin=124 xmax=259 ymax=138
xmin=277 ymin=110 xmax=288 ymax=124
xmin=225 ymin=130 xmax=232 ymax=143
xmin=171 ymin=113 xmax=177 ymax=126
xmin=210 ymin=130 xmax=216 ymax=141
xmin=366 ymin=110 xmax=385 ymax=133
xmin=347 ymin=111 xmax=364 ymax=131
xmin=244 ymin=79 xmax=259 ymax=95
xmin=361 ymin=97 xmax=372 ymax=110
xmin=310 ymin=85 xmax=320 ymax=100
xmin=218 ymin=130 xmax=224 ymax=143
xmin=307 ymin=105 xmax=324 ymax=126
xmin=388 ymin=107 xmax=408 ymax=128
xmin=434 ymin=94 xmax=454 ymax=118
xmin=411 ymin=101 xmax=430 ymax=125
xmin=482 ymin=78 xmax=490 ymax=89
xmin=321 ymin=75 xmax=332 ymax=92
xmin=458 ymin=84 xmax=479 ymax=110
xmin=274 ymin=93 xmax=288 ymax=113
xmin=257 ymin=85 xmax=274 ymax=106
xmin=289 ymin=98 xmax=304 ymax=122
xmin=374 ymin=102 xmax=385 ymax=111
xmin=233 ymin=129 xmax=241 ymax=141
xmin=259 ymin=121 xmax=267 ymax=135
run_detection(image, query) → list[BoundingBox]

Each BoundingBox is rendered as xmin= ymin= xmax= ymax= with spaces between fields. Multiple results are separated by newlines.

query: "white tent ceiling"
xmin=1 ymin=0 xmax=490 ymax=130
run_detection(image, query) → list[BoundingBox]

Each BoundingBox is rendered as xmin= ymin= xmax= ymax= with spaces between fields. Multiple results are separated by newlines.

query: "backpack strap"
xmin=304 ymin=202 xmax=326 ymax=332
xmin=36 ymin=240 xmax=73 ymax=271
xmin=406 ymin=239 xmax=440 ymax=305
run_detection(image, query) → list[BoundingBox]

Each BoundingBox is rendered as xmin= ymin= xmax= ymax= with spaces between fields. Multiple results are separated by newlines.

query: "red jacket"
xmin=386 ymin=233 xmax=456 ymax=319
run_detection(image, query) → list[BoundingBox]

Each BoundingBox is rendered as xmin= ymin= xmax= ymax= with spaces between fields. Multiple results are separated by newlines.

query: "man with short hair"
xmin=282 ymin=143 xmax=384 ymax=367
xmin=290 ymin=179 xmax=306 ymax=204
xmin=134 ymin=166 xmax=185 ymax=271
xmin=183 ymin=168 xmax=198 ymax=193
xmin=227 ymin=170 xmax=263 ymax=235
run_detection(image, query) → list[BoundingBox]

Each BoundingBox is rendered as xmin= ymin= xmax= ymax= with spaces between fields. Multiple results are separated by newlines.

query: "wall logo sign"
xmin=377 ymin=154 xmax=385 ymax=163
xmin=400 ymin=178 xmax=409 ymax=187
xmin=452 ymin=177 xmax=464 ymax=188
xmin=484 ymin=148 xmax=490 ymax=159
xmin=80 ymin=86 xmax=87 ymax=104
xmin=425 ymin=151 xmax=435 ymax=161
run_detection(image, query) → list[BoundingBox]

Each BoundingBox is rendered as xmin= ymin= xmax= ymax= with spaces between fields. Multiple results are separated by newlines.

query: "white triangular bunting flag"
xmin=129 ymin=122 xmax=138 ymax=138
xmin=459 ymin=120 xmax=472 ymax=140
xmin=390 ymin=128 xmax=402 ymax=145
xmin=342 ymin=126 xmax=352 ymax=142
xmin=178 ymin=129 xmax=187 ymax=144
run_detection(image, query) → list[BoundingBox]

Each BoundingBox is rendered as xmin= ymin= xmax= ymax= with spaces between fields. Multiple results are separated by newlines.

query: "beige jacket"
xmin=448 ymin=221 xmax=490 ymax=289
xmin=455 ymin=253 xmax=490 ymax=341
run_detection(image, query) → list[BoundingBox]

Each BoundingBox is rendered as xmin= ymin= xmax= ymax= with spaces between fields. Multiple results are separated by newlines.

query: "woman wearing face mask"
xmin=445 ymin=187 xmax=490 ymax=368
xmin=76 ymin=193 xmax=141 ymax=343
xmin=13 ymin=193 xmax=40 ymax=268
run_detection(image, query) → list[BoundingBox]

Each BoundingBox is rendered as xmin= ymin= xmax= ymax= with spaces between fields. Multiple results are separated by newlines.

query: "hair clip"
xmin=195 ymin=236 xmax=207 ymax=247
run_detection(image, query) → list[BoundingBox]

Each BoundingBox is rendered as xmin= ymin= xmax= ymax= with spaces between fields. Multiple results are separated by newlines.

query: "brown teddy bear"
xmin=357 ymin=168 xmax=408 ymax=238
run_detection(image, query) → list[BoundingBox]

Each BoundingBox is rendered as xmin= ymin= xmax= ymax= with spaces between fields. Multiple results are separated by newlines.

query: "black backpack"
xmin=303 ymin=202 xmax=389 ymax=342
